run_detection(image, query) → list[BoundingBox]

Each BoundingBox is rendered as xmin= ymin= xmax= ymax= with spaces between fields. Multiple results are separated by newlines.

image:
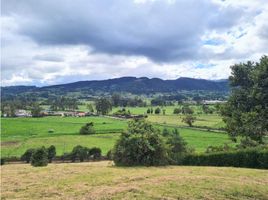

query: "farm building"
xmin=15 ymin=109 xmax=32 ymax=117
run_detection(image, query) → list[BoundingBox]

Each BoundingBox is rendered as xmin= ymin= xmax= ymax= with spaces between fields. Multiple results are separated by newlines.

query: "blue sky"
xmin=1 ymin=0 xmax=268 ymax=86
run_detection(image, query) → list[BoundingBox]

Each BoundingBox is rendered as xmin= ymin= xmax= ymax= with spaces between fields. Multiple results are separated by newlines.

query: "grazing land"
xmin=1 ymin=116 xmax=232 ymax=157
xmin=1 ymin=161 xmax=268 ymax=200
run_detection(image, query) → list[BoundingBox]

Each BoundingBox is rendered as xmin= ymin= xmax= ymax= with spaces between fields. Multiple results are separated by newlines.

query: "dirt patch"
xmin=1 ymin=141 xmax=20 ymax=147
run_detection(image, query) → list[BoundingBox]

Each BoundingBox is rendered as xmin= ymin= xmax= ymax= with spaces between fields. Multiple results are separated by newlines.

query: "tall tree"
xmin=221 ymin=56 xmax=268 ymax=143
xmin=31 ymin=103 xmax=42 ymax=117
xmin=95 ymin=98 xmax=112 ymax=115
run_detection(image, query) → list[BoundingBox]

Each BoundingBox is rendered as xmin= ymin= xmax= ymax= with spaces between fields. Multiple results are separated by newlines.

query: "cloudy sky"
xmin=1 ymin=0 xmax=268 ymax=86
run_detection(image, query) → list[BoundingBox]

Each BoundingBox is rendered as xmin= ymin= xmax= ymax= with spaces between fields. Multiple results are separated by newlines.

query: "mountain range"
xmin=2 ymin=77 xmax=229 ymax=97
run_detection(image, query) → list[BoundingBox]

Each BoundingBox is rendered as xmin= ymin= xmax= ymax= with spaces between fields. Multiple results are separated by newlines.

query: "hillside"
xmin=1 ymin=161 xmax=267 ymax=200
xmin=1 ymin=77 xmax=229 ymax=97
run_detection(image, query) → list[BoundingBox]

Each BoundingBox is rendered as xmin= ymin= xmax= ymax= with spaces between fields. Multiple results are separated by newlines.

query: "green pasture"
xmin=1 ymin=116 xmax=232 ymax=157
xmin=148 ymin=114 xmax=225 ymax=129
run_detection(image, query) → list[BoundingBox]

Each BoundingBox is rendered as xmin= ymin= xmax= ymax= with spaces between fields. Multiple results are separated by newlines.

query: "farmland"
xmin=1 ymin=161 xmax=268 ymax=200
xmin=1 ymin=115 xmax=232 ymax=157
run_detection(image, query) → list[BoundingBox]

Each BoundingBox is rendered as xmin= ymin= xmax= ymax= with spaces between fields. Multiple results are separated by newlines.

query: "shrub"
xmin=70 ymin=145 xmax=88 ymax=162
xmin=47 ymin=145 xmax=56 ymax=163
xmin=181 ymin=105 xmax=194 ymax=114
xmin=21 ymin=148 xmax=35 ymax=163
xmin=31 ymin=147 xmax=48 ymax=167
xmin=89 ymin=147 xmax=102 ymax=160
xmin=205 ymin=144 xmax=234 ymax=153
xmin=113 ymin=119 xmax=169 ymax=166
xmin=79 ymin=122 xmax=96 ymax=135
xmin=182 ymin=148 xmax=268 ymax=169
xmin=48 ymin=129 xmax=54 ymax=133
xmin=0 ymin=158 xmax=5 ymax=165
xmin=154 ymin=107 xmax=161 ymax=114
xmin=173 ymin=108 xmax=181 ymax=114
xmin=147 ymin=108 xmax=151 ymax=114
xmin=162 ymin=128 xmax=170 ymax=137
xmin=106 ymin=150 xmax=112 ymax=160
xmin=167 ymin=129 xmax=188 ymax=164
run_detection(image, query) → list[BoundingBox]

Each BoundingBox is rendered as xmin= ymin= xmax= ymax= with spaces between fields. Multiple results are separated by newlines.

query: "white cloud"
xmin=1 ymin=0 xmax=268 ymax=86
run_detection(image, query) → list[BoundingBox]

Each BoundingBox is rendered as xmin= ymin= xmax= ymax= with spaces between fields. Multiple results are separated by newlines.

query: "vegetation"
xmin=182 ymin=115 xmax=196 ymax=127
xmin=30 ymin=147 xmax=48 ymax=167
xmin=113 ymin=119 xmax=169 ymax=166
xmin=221 ymin=56 xmax=268 ymax=144
xmin=1 ymin=116 xmax=234 ymax=158
xmin=79 ymin=122 xmax=96 ymax=135
xmin=113 ymin=119 xmax=194 ymax=166
xmin=95 ymin=98 xmax=112 ymax=115
xmin=47 ymin=145 xmax=56 ymax=163
xmin=183 ymin=148 xmax=268 ymax=169
xmin=21 ymin=148 xmax=35 ymax=163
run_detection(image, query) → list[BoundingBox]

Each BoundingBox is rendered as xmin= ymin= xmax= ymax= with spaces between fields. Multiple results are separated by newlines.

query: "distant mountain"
xmin=1 ymin=77 xmax=229 ymax=97
xmin=41 ymin=77 xmax=229 ymax=93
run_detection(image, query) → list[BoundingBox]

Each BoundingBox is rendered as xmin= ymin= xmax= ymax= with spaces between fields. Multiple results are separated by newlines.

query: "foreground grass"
xmin=1 ymin=161 xmax=268 ymax=200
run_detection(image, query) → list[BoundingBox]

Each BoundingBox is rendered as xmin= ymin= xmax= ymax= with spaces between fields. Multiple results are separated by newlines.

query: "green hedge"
xmin=182 ymin=149 xmax=268 ymax=169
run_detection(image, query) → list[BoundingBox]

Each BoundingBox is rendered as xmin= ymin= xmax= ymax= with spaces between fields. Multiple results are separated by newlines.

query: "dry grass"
xmin=1 ymin=161 xmax=268 ymax=200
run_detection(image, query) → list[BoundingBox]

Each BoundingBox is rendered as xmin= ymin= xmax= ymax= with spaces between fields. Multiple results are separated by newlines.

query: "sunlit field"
xmin=1 ymin=116 xmax=232 ymax=157
xmin=1 ymin=161 xmax=268 ymax=200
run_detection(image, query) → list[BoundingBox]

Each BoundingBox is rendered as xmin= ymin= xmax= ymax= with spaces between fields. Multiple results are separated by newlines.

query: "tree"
xmin=21 ymin=148 xmax=35 ymax=163
xmin=173 ymin=108 xmax=181 ymax=114
xmin=31 ymin=147 xmax=48 ymax=167
xmin=154 ymin=107 xmax=161 ymax=114
xmin=162 ymin=127 xmax=170 ymax=137
xmin=182 ymin=115 xmax=196 ymax=127
xmin=79 ymin=122 xmax=96 ymax=135
xmin=113 ymin=119 xmax=169 ymax=166
xmin=95 ymin=98 xmax=112 ymax=115
xmin=167 ymin=129 xmax=188 ymax=163
xmin=47 ymin=145 xmax=56 ymax=163
xmin=221 ymin=56 xmax=268 ymax=143
xmin=202 ymin=104 xmax=213 ymax=114
xmin=111 ymin=93 xmax=121 ymax=107
xmin=147 ymin=108 xmax=151 ymax=114
xmin=181 ymin=105 xmax=194 ymax=114
xmin=31 ymin=103 xmax=42 ymax=117
xmin=86 ymin=103 xmax=94 ymax=113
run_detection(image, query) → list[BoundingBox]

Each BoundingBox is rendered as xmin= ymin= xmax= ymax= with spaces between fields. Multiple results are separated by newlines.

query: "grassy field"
xmin=1 ymin=161 xmax=268 ymax=200
xmin=1 ymin=116 xmax=233 ymax=157
xmin=148 ymin=114 xmax=225 ymax=129
xmin=111 ymin=105 xmax=225 ymax=129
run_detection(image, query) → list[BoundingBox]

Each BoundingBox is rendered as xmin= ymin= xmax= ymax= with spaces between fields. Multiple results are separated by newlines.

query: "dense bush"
xmin=21 ymin=148 xmax=35 ymax=163
xmin=113 ymin=119 xmax=169 ymax=166
xmin=181 ymin=105 xmax=194 ymax=114
xmin=182 ymin=148 xmax=268 ymax=169
xmin=173 ymin=108 xmax=181 ymax=114
xmin=89 ymin=147 xmax=102 ymax=160
xmin=79 ymin=122 xmax=96 ymax=135
xmin=154 ymin=107 xmax=161 ymax=114
xmin=1 ymin=158 xmax=5 ymax=165
xmin=47 ymin=145 xmax=56 ymax=163
xmin=106 ymin=150 xmax=112 ymax=160
xmin=205 ymin=144 xmax=234 ymax=153
xmin=31 ymin=147 xmax=48 ymax=167
xmin=113 ymin=109 xmax=131 ymax=117
xmin=70 ymin=145 xmax=89 ymax=162
xmin=70 ymin=145 xmax=102 ymax=162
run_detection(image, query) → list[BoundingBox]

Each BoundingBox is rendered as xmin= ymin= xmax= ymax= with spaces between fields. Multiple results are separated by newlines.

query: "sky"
xmin=1 ymin=0 xmax=268 ymax=86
